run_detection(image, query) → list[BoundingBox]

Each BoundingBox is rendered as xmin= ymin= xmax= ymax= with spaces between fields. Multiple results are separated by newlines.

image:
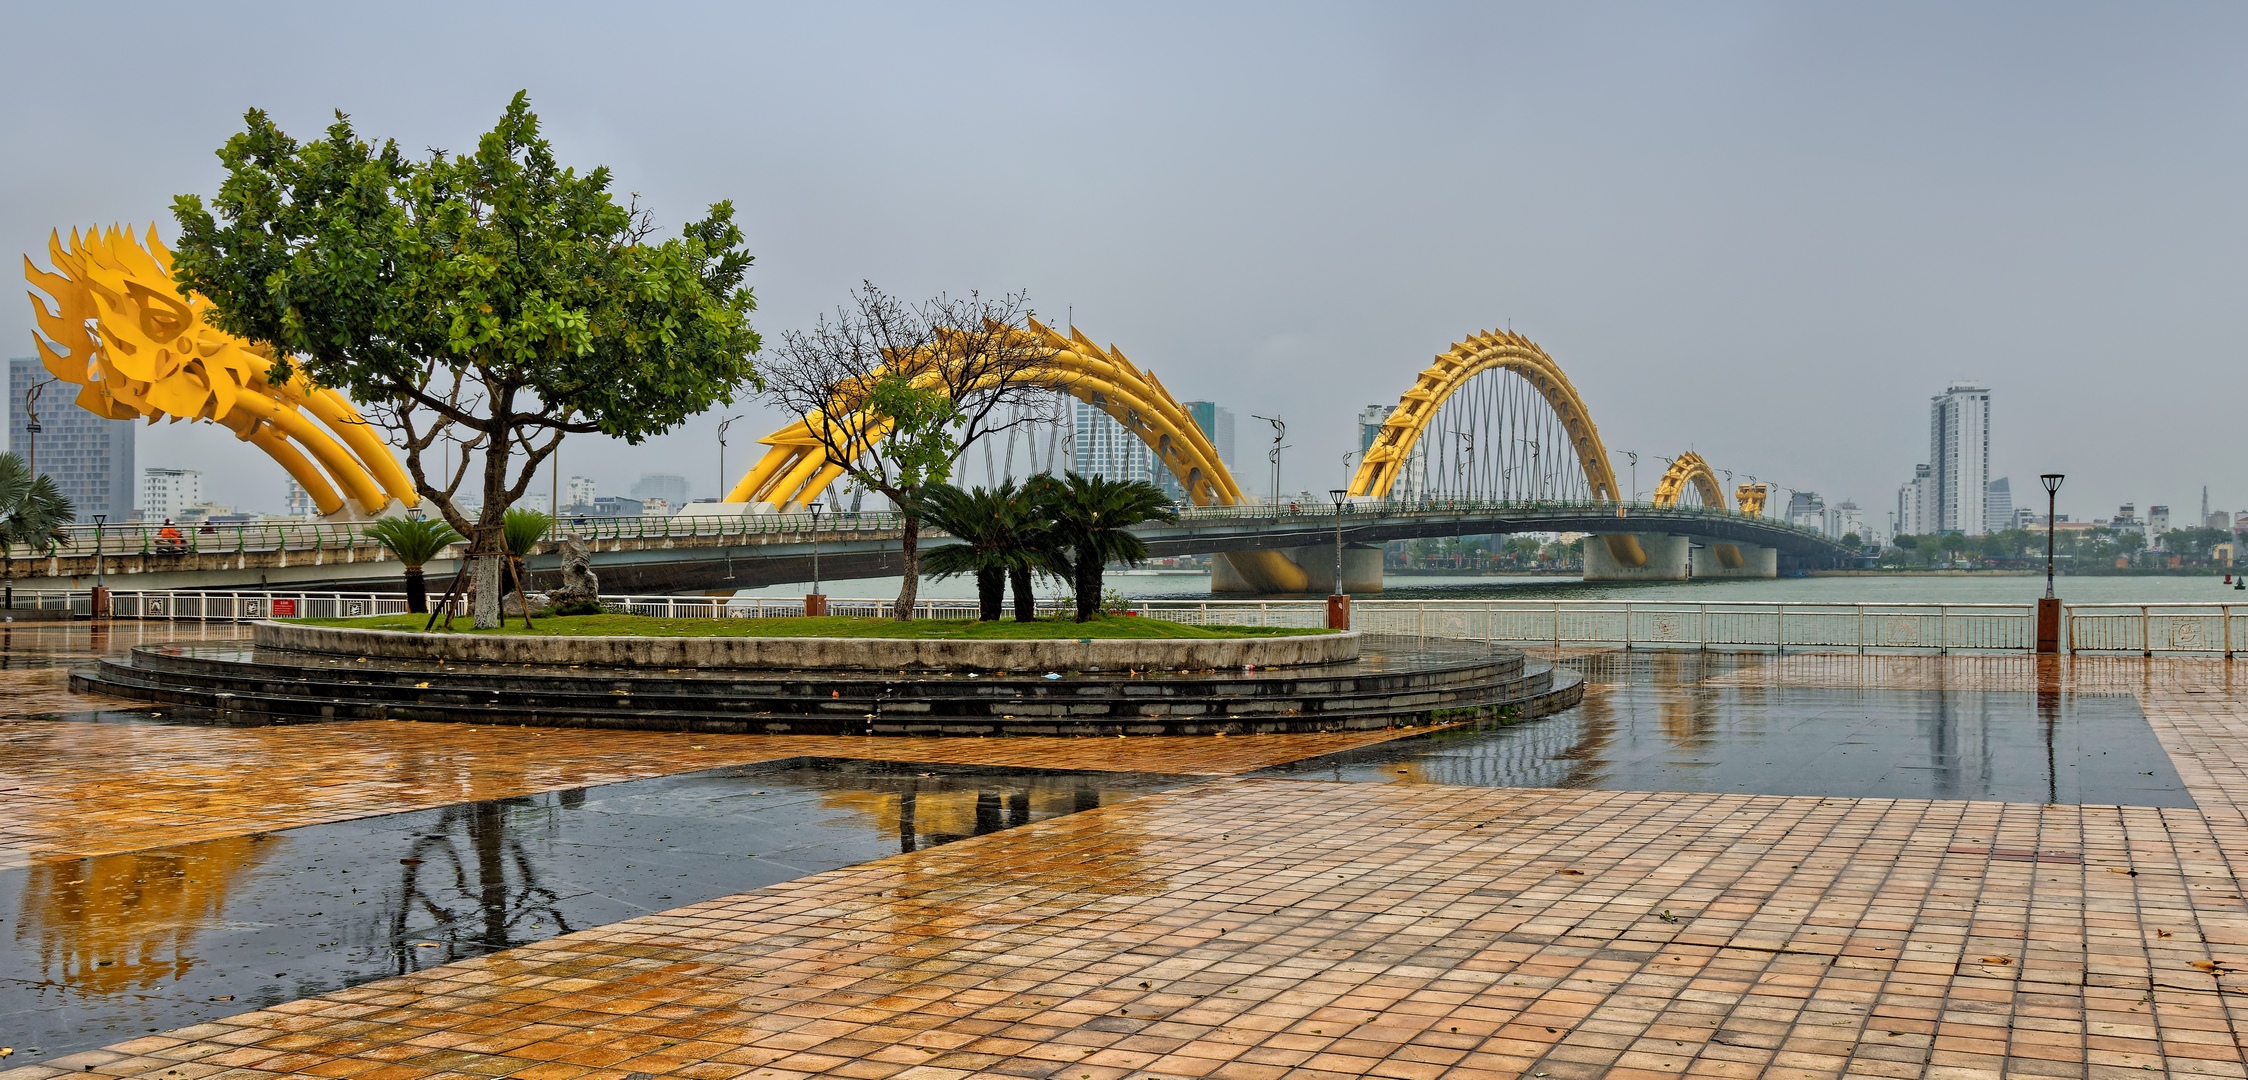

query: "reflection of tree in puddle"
xmin=818 ymin=777 xmax=1115 ymax=852
xmin=15 ymin=835 xmax=269 ymax=996
xmin=385 ymin=798 xmax=572 ymax=973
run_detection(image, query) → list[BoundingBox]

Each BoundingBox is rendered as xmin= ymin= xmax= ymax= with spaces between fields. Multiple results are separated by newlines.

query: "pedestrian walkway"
xmin=3 ymin=624 xmax=2245 ymax=1078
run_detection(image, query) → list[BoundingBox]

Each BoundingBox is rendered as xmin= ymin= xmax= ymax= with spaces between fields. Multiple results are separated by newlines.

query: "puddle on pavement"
xmin=0 ymin=757 xmax=1189 ymax=1057
xmin=1257 ymin=653 xmax=2194 ymax=808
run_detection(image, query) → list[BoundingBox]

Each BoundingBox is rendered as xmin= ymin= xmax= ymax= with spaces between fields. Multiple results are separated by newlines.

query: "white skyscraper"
xmin=566 ymin=475 xmax=597 ymax=508
xmin=1071 ymin=400 xmax=1157 ymax=486
xmin=142 ymin=467 xmax=201 ymax=520
xmin=1896 ymin=464 xmax=1935 ymax=537
xmin=1930 ymin=382 xmax=1991 ymax=536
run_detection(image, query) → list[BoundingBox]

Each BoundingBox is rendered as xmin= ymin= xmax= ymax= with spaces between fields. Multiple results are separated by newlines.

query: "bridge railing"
xmin=24 ymin=496 xmax=1829 ymax=562
xmin=82 ymin=590 xmax=2248 ymax=654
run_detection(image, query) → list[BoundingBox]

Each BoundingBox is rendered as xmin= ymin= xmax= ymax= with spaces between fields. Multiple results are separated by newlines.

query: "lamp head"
xmin=91 ymin=514 xmax=105 ymax=525
xmin=1329 ymin=488 xmax=1348 ymax=508
xmin=2040 ymin=473 xmax=2065 ymax=495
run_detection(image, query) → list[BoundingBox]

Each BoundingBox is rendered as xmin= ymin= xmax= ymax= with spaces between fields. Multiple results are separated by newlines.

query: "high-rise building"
xmin=9 ymin=358 xmax=135 ymax=522
xmin=1823 ymin=500 xmax=1867 ymax=543
xmin=142 ymin=468 xmax=202 ymax=520
xmin=1896 ymin=464 xmax=1935 ymax=537
xmin=2148 ymin=505 xmax=2170 ymax=544
xmin=1983 ymin=477 xmax=2013 ymax=534
xmin=1181 ymin=401 xmax=1236 ymax=471
xmin=566 ymin=475 xmax=597 ymax=509
xmin=284 ymin=478 xmax=320 ymax=518
xmin=1929 ymin=382 xmax=1991 ymax=536
xmin=1786 ymin=490 xmax=1825 ymax=531
xmin=1071 ymin=400 xmax=1157 ymax=487
xmin=630 ymin=473 xmax=690 ymax=507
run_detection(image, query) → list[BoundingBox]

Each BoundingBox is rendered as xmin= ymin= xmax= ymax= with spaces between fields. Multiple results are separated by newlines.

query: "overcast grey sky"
xmin=6 ymin=2 xmax=2244 ymax=525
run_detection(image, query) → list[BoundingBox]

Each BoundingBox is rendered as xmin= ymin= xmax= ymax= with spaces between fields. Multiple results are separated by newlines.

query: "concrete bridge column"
xmin=1690 ymin=542 xmax=1779 ymax=579
xmin=1583 ymin=532 xmax=1690 ymax=582
xmin=1212 ymin=544 xmax=1383 ymax=595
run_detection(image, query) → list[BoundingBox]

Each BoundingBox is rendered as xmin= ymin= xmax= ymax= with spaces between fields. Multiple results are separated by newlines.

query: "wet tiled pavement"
xmin=4 ymin=623 xmax=2248 ymax=1077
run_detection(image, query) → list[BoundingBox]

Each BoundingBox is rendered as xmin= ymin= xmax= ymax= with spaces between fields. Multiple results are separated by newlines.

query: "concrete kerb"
xmin=252 ymin=621 xmax=1361 ymax=672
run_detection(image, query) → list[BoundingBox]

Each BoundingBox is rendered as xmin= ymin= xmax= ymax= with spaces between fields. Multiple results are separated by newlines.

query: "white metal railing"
xmin=90 ymin=590 xmax=2248 ymax=656
xmin=0 ymin=588 xmax=84 ymax=614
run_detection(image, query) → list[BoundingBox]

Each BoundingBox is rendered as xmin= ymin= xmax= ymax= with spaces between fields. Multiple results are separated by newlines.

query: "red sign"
xmin=271 ymin=599 xmax=297 ymax=617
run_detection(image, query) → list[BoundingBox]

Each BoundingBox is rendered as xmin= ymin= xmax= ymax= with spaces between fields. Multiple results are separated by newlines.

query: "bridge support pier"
xmin=1689 ymin=542 xmax=1778 ymax=579
xmin=1212 ymin=544 xmax=1383 ymax=595
xmin=1583 ymin=533 xmax=1690 ymax=582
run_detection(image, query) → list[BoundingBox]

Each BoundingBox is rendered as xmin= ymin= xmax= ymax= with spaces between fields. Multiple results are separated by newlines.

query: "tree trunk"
xmin=1074 ymin=547 xmax=1101 ymax=622
xmin=975 ymin=568 xmax=1003 ymax=621
xmin=1009 ymin=566 xmax=1035 ymax=622
xmin=472 ymin=554 xmax=502 ymax=628
xmin=405 ymin=565 xmax=428 ymax=614
xmin=893 ymin=514 xmax=920 ymax=621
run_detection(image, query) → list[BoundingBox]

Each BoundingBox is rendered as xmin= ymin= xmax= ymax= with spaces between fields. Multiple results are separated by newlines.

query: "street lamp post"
xmin=1252 ymin=414 xmax=1285 ymax=516
xmin=2037 ymin=473 xmax=2065 ymax=653
xmin=805 ymin=500 xmax=826 ymax=617
xmin=90 ymin=512 xmax=108 ymax=619
xmin=717 ymin=415 xmax=743 ymax=502
xmin=1327 ymin=488 xmax=1350 ymax=630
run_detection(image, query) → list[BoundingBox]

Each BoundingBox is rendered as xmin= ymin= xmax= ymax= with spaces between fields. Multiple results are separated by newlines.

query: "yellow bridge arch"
xmin=1650 ymin=451 xmax=1727 ymax=511
xmin=23 ymin=225 xmax=417 ymax=519
xmin=1347 ymin=331 xmax=1620 ymax=501
xmin=729 ymin=320 xmax=1314 ymax=590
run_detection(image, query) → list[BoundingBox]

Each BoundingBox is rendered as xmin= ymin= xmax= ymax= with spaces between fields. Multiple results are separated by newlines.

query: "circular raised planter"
xmin=252 ymin=620 xmax=1360 ymax=672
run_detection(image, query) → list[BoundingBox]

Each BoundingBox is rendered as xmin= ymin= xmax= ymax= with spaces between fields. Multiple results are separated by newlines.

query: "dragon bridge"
xmin=23 ymin=225 xmax=417 ymax=519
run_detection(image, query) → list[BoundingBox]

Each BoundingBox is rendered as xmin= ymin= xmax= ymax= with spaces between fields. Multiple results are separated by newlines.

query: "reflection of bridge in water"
xmin=21 ymin=225 xmax=1853 ymax=595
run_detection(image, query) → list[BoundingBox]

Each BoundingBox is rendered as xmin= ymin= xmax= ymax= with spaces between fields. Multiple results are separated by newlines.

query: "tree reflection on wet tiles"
xmin=0 ymin=758 xmax=1186 ymax=1058
xmin=1257 ymin=652 xmax=2193 ymax=807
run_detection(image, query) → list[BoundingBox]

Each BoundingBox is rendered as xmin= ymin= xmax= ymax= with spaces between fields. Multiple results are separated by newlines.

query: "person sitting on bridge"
xmin=157 ymin=519 xmax=186 ymax=554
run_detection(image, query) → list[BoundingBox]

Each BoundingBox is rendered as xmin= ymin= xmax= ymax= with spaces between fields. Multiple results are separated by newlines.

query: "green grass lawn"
xmin=289 ymin=612 xmax=1334 ymax=639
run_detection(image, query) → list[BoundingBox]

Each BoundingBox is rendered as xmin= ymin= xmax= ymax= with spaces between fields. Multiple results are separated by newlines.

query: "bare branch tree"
xmin=761 ymin=283 xmax=1066 ymax=618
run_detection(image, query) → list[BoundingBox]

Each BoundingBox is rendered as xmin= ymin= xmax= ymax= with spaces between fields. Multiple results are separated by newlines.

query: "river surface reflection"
xmin=1257 ymin=653 xmax=2193 ymax=807
xmin=0 ymin=758 xmax=1186 ymax=1058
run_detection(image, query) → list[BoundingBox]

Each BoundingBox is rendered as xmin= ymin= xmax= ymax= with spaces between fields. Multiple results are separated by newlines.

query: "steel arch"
xmin=731 ymin=320 xmax=1314 ymax=591
xmin=1347 ymin=331 xmax=1619 ymax=501
xmin=23 ymin=225 xmax=417 ymax=519
xmin=1651 ymin=451 xmax=1728 ymax=511
xmin=732 ymin=320 xmax=1241 ymax=510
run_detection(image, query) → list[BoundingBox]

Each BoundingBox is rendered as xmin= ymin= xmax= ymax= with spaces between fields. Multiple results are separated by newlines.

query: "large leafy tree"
xmin=1035 ymin=472 xmax=1177 ymax=622
xmin=761 ymin=285 xmax=1061 ymax=619
xmin=171 ymin=92 xmax=761 ymax=627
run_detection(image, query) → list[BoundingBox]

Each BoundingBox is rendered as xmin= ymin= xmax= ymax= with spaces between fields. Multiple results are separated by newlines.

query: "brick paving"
xmin=5 ymin=625 xmax=2248 ymax=1077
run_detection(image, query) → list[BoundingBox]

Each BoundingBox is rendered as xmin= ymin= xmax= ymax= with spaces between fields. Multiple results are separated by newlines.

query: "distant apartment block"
xmin=1786 ymin=490 xmax=1825 ymax=532
xmin=1984 ymin=477 xmax=2013 ymax=534
xmin=630 ymin=473 xmax=690 ymax=508
xmin=9 ymin=357 xmax=134 ymax=522
xmin=1071 ymin=400 xmax=1157 ymax=487
xmin=1929 ymin=382 xmax=1991 ymax=535
xmin=1896 ymin=464 xmax=1934 ymax=536
xmin=566 ymin=475 xmax=597 ymax=508
xmin=142 ymin=468 xmax=202 ymax=520
xmin=285 ymin=478 xmax=320 ymax=518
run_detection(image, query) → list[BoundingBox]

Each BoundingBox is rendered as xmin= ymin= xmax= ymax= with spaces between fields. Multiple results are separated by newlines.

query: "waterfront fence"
xmin=80 ymin=590 xmax=2248 ymax=657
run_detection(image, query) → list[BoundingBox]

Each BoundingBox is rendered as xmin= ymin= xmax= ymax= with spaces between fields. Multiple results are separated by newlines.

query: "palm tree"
xmin=0 ymin=452 xmax=72 ymax=605
xmin=918 ymin=480 xmax=1064 ymax=620
xmin=502 ymin=508 xmax=552 ymax=592
xmin=365 ymin=516 xmax=465 ymax=613
xmin=1037 ymin=472 xmax=1177 ymax=622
